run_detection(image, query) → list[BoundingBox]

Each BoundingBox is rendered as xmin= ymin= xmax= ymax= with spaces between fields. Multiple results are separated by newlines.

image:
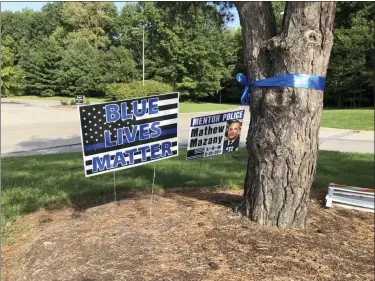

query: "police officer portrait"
xmin=223 ymin=120 xmax=242 ymax=153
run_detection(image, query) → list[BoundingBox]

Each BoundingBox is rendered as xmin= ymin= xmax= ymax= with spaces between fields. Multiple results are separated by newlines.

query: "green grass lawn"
xmin=2 ymin=149 xmax=373 ymax=239
xmin=5 ymin=95 xmax=238 ymax=113
xmin=5 ymin=95 xmax=110 ymax=104
xmin=321 ymin=109 xmax=374 ymax=131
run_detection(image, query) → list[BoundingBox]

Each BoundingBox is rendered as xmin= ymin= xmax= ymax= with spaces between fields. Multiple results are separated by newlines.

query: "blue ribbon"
xmin=236 ymin=73 xmax=326 ymax=105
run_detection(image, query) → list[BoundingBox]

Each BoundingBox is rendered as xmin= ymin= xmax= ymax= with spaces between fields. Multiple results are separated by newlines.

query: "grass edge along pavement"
xmin=2 ymin=148 xmax=374 ymax=244
xmin=3 ymin=95 xmax=238 ymax=114
xmin=5 ymin=96 xmax=374 ymax=130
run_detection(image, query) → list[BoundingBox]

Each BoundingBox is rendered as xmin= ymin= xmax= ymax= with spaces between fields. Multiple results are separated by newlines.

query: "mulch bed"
xmin=2 ymin=189 xmax=374 ymax=281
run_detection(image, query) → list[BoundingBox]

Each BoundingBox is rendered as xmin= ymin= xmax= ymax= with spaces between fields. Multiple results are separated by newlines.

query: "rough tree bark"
xmin=234 ymin=2 xmax=336 ymax=228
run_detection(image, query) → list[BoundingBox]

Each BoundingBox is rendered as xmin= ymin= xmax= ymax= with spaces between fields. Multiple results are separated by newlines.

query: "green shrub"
xmin=70 ymin=100 xmax=76 ymax=105
xmin=60 ymin=99 xmax=69 ymax=105
xmin=105 ymin=80 xmax=173 ymax=100
xmin=40 ymin=89 xmax=55 ymax=97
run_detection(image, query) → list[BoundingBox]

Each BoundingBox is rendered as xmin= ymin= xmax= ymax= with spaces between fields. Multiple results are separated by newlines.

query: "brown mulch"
xmin=2 ymin=189 xmax=374 ymax=281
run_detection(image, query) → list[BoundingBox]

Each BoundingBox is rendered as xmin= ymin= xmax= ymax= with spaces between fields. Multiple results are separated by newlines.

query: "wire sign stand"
xmin=113 ymin=171 xmax=117 ymax=204
xmin=220 ymin=153 xmax=226 ymax=188
xmin=149 ymin=163 xmax=157 ymax=220
xmin=77 ymin=92 xmax=179 ymax=222
xmin=186 ymin=109 xmax=245 ymax=190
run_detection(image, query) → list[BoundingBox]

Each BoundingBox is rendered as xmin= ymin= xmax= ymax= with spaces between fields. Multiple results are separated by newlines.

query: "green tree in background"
xmin=0 ymin=1 xmax=373 ymax=107
xmin=117 ymin=2 xmax=152 ymax=80
xmin=19 ymin=36 xmax=63 ymax=96
xmin=1 ymin=45 xmax=25 ymax=97
xmin=217 ymin=27 xmax=244 ymax=103
xmin=100 ymin=46 xmax=139 ymax=84
xmin=40 ymin=2 xmax=65 ymax=36
xmin=61 ymin=2 xmax=118 ymax=49
xmin=154 ymin=3 xmax=229 ymax=100
xmin=325 ymin=2 xmax=374 ymax=108
xmin=118 ymin=2 xmax=236 ymax=101
xmin=58 ymin=38 xmax=104 ymax=96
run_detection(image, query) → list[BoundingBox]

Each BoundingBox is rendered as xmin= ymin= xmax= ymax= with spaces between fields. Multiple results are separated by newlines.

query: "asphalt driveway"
xmin=1 ymin=99 xmax=373 ymax=157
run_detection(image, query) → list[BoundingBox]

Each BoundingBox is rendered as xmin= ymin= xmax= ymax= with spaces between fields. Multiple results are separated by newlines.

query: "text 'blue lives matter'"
xmin=78 ymin=92 xmax=179 ymax=177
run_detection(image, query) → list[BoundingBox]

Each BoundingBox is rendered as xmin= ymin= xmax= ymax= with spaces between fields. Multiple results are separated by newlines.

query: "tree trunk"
xmin=235 ymin=2 xmax=336 ymax=228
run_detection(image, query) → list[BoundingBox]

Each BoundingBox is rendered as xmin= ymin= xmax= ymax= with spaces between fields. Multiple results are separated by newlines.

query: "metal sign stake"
xmin=113 ymin=171 xmax=117 ymax=204
xmin=220 ymin=153 xmax=226 ymax=188
xmin=150 ymin=164 xmax=156 ymax=220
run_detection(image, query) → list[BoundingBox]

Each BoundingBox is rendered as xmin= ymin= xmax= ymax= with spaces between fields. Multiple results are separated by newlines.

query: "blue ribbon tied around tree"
xmin=236 ymin=73 xmax=326 ymax=105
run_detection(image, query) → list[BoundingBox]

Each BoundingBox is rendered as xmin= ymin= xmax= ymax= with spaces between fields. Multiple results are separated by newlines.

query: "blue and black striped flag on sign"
xmin=78 ymin=92 xmax=179 ymax=177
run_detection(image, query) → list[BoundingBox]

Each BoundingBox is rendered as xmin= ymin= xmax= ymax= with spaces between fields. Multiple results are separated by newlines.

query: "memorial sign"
xmin=187 ymin=110 xmax=245 ymax=160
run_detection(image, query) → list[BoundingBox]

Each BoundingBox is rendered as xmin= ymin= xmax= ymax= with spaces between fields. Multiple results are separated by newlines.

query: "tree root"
xmin=233 ymin=200 xmax=247 ymax=217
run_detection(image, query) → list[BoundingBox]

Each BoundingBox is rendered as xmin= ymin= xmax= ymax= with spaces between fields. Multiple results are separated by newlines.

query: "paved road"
xmin=1 ymin=99 xmax=374 ymax=157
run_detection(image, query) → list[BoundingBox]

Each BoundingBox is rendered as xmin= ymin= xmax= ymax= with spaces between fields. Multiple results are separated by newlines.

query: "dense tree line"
xmin=326 ymin=2 xmax=374 ymax=108
xmin=1 ymin=2 xmax=373 ymax=107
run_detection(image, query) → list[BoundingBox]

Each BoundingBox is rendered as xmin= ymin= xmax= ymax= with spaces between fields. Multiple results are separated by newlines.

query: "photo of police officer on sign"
xmin=223 ymin=120 xmax=242 ymax=153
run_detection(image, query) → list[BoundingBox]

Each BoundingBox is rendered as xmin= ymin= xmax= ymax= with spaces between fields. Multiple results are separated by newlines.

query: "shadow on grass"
xmin=2 ymin=148 xmax=374 ymax=226
xmin=3 ymin=136 xmax=81 ymax=158
xmin=1 ymin=150 xmax=247 ymax=220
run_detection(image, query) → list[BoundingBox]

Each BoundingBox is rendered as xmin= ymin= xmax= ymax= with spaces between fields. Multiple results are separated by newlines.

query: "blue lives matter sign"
xmin=78 ymin=93 xmax=179 ymax=177
xmin=186 ymin=110 xmax=245 ymax=160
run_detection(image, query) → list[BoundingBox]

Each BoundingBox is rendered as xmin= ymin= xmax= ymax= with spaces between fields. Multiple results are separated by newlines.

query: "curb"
xmin=180 ymin=106 xmax=246 ymax=115
xmin=49 ymin=105 xmax=246 ymax=115
xmin=2 ymin=98 xmax=246 ymax=115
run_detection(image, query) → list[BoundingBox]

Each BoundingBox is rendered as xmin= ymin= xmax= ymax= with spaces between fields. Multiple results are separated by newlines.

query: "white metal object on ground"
xmin=325 ymin=183 xmax=374 ymax=213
